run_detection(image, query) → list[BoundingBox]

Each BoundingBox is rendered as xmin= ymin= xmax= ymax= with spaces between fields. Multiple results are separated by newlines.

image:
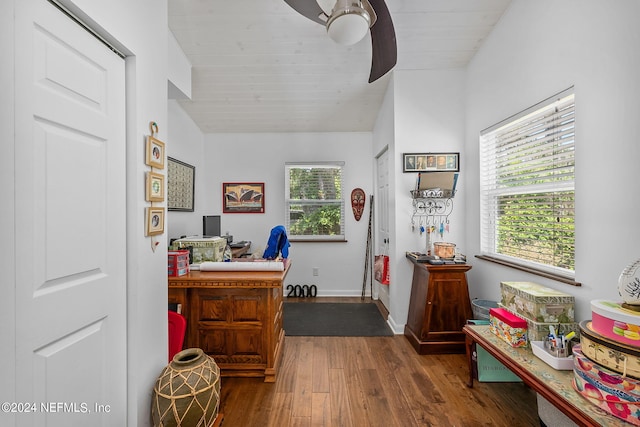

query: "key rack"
xmin=410 ymin=190 xmax=455 ymax=226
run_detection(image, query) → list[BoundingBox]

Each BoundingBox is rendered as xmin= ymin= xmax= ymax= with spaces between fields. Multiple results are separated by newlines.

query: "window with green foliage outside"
xmin=479 ymin=88 xmax=575 ymax=277
xmin=285 ymin=162 xmax=345 ymax=241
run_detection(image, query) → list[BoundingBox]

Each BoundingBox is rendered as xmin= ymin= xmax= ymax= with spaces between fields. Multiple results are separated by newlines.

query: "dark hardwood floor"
xmin=217 ymin=298 xmax=540 ymax=427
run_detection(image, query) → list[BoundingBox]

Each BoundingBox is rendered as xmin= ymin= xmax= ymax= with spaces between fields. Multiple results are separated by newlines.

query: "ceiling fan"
xmin=284 ymin=0 xmax=397 ymax=83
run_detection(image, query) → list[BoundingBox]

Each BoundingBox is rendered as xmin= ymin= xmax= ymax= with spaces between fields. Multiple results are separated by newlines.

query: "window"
xmin=479 ymin=88 xmax=575 ymax=277
xmin=285 ymin=162 xmax=345 ymax=241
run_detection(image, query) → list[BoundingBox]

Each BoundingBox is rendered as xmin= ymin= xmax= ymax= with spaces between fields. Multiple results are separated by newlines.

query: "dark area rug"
xmin=283 ymin=302 xmax=394 ymax=337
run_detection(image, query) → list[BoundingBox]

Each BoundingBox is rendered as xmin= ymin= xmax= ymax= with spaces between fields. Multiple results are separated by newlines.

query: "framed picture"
xmin=145 ymin=136 xmax=165 ymax=169
xmin=167 ymin=157 xmax=195 ymax=212
xmin=145 ymin=207 xmax=165 ymax=236
xmin=223 ymin=182 xmax=265 ymax=213
xmin=146 ymin=172 xmax=165 ymax=202
xmin=403 ymin=152 xmax=460 ymax=173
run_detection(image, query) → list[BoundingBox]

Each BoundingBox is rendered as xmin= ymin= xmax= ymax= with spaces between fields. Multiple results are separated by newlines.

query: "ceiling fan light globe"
xmin=326 ymin=9 xmax=370 ymax=46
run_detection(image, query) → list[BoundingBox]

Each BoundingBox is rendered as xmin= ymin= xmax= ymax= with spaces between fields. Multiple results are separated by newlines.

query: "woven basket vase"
xmin=152 ymin=348 xmax=221 ymax=427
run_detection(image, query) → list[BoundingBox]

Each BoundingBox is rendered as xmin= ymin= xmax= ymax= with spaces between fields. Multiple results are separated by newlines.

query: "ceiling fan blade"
xmin=284 ymin=0 xmax=327 ymax=25
xmin=367 ymin=0 xmax=397 ymax=83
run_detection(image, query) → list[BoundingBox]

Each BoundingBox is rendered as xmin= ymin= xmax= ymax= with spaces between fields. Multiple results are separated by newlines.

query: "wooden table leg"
xmin=465 ymin=333 xmax=474 ymax=388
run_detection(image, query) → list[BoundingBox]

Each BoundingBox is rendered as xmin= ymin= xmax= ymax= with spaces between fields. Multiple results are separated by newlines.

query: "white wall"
xmin=165 ymin=112 xmax=380 ymax=298
xmin=388 ymin=69 xmax=467 ymax=329
xmin=167 ymin=100 xmax=205 ymax=237
xmin=167 ymin=31 xmax=192 ymax=99
xmin=465 ymin=0 xmax=640 ymax=321
xmin=176 ymin=132 xmax=374 ymax=296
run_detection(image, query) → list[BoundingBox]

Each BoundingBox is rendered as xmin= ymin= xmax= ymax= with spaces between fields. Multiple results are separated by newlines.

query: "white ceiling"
xmin=168 ymin=0 xmax=511 ymax=133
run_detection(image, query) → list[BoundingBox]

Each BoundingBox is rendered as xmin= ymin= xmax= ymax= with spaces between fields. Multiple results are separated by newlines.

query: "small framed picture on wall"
xmin=403 ymin=152 xmax=459 ymax=173
xmin=145 ymin=136 xmax=165 ymax=169
xmin=145 ymin=207 xmax=165 ymax=236
xmin=146 ymin=172 xmax=165 ymax=202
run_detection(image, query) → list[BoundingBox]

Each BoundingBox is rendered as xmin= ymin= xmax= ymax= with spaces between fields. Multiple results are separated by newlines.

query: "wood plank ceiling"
xmin=168 ymin=0 xmax=511 ymax=133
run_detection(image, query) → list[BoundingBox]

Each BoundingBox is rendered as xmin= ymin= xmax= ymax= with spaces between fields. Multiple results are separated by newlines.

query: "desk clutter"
xmin=499 ymin=281 xmax=578 ymax=341
xmin=169 ymin=227 xmax=291 ymax=273
xmin=490 ymin=281 xmax=578 ymax=350
xmin=486 ymin=281 xmax=579 ymax=377
xmin=482 ymin=280 xmax=640 ymax=424
xmin=405 ymin=251 xmax=466 ymax=265
xmin=171 ymin=236 xmax=227 ymax=263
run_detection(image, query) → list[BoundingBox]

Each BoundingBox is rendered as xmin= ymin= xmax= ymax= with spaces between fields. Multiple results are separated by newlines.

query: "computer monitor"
xmin=203 ymin=215 xmax=221 ymax=237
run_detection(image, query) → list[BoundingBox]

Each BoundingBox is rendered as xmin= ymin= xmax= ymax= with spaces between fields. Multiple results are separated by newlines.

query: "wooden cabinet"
xmin=404 ymin=259 xmax=473 ymax=354
xmin=168 ymin=262 xmax=289 ymax=382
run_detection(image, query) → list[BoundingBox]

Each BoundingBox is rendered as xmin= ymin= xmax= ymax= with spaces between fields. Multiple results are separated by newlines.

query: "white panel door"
xmin=375 ymin=148 xmax=390 ymax=309
xmin=14 ymin=1 xmax=127 ymax=426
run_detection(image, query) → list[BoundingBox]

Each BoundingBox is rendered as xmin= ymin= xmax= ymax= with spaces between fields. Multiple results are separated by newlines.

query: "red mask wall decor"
xmin=351 ymin=188 xmax=366 ymax=221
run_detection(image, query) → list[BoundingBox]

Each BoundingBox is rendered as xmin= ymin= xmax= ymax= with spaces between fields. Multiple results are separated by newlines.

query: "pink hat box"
xmin=591 ymin=300 xmax=640 ymax=347
xmin=572 ymin=344 xmax=640 ymax=425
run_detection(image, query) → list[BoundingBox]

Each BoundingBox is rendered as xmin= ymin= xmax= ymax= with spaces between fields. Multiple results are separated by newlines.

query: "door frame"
xmin=0 ymin=0 xmax=16 ymax=416
xmin=374 ymin=146 xmax=390 ymax=308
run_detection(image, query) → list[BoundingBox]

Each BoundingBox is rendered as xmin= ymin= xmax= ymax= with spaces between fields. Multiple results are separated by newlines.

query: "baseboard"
xmin=386 ymin=314 xmax=404 ymax=335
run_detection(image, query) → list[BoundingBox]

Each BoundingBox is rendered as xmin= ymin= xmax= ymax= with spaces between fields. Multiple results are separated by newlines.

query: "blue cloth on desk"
xmin=262 ymin=225 xmax=290 ymax=259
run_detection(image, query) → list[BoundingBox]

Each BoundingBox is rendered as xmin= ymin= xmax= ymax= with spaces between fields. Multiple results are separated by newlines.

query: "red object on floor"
xmin=168 ymin=310 xmax=187 ymax=362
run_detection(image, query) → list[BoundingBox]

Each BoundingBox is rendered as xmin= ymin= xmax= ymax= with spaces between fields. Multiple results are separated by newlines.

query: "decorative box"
xmin=572 ymin=344 xmax=640 ymax=426
xmin=527 ymin=320 xmax=578 ymax=342
xmin=489 ymin=307 xmax=528 ymax=347
xmin=499 ymin=304 xmax=579 ymax=341
xmin=168 ymin=250 xmax=190 ymax=277
xmin=170 ymin=236 xmax=226 ymax=264
xmin=591 ymin=300 xmax=640 ymax=346
xmin=500 ymin=281 xmax=575 ymax=323
xmin=579 ymin=320 xmax=640 ymax=380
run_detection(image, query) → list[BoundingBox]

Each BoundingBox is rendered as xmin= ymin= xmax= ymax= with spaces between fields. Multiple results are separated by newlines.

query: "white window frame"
xmin=479 ymin=88 xmax=575 ymax=279
xmin=285 ymin=161 xmax=345 ymax=241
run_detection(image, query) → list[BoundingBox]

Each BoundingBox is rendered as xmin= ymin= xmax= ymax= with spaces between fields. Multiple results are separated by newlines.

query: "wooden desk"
xmin=464 ymin=325 xmax=628 ymax=427
xmin=404 ymin=257 xmax=473 ymax=354
xmin=168 ymin=261 xmax=290 ymax=382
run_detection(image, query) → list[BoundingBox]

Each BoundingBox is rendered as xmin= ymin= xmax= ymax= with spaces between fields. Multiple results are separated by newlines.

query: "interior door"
xmin=375 ymin=148 xmax=390 ymax=309
xmin=14 ymin=1 xmax=127 ymax=425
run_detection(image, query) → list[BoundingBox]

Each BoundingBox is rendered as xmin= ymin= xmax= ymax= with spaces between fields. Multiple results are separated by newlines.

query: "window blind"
xmin=285 ymin=162 xmax=345 ymax=240
xmin=479 ymin=88 xmax=575 ymax=276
